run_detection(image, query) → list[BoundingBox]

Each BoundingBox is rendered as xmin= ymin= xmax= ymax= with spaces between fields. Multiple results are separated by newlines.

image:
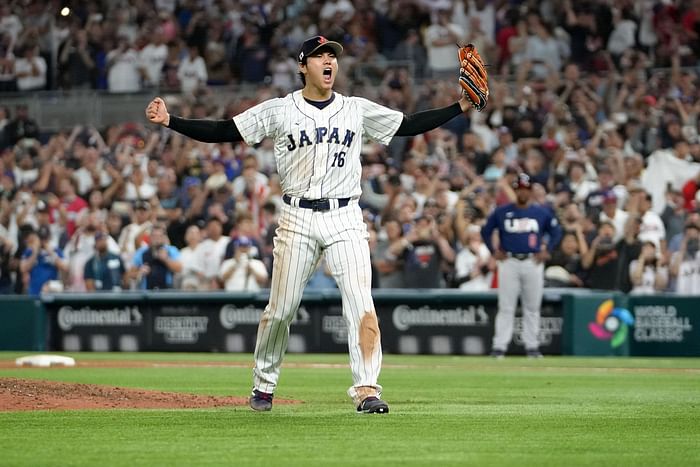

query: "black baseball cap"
xmin=298 ymin=36 xmax=343 ymax=63
xmin=512 ymin=173 xmax=532 ymax=190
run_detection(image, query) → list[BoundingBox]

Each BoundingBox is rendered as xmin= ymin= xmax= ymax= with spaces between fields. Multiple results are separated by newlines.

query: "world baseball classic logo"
xmin=588 ymin=299 xmax=634 ymax=348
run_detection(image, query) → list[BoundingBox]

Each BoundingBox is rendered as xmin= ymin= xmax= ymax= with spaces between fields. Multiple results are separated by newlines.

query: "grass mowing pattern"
xmin=0 ymin=353 xmax=698 ymax=467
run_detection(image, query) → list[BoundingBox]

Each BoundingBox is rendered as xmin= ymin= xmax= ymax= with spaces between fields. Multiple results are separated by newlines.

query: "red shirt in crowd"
xmin=61 ymin=195 xmax=88 ymax=238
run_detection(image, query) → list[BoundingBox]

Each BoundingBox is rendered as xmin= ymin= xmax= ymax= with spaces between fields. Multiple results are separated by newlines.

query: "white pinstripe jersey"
xmin=233 ymin=90 xmax=403 ymax=199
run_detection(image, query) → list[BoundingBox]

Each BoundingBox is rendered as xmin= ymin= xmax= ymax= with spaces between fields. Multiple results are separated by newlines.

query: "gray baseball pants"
xmin=493 ymin=257 xmax=544 ymax=351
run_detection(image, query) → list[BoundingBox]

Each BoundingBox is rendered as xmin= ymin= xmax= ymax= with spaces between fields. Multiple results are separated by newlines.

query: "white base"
xmin=15 ymin=355 xmax=76 ymax=367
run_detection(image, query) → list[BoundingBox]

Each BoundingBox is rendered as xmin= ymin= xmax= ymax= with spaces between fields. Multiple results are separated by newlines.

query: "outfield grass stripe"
xmin=0 ymin=353 xmax=698 ymax=467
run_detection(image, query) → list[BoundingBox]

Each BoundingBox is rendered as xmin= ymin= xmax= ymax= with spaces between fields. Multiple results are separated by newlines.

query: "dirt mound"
xmin=0 ymin=377 xmax=293 ymax=412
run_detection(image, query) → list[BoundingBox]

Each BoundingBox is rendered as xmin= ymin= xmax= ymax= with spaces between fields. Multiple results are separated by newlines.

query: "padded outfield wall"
xmin=0 ymin=291 xmax=697 ymax=356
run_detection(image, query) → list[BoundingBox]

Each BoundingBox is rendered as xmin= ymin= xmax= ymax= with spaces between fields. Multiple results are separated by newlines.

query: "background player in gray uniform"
xmin=481 ymin=174 xmax=563 ymax=358
xmin=146 ymin=36 xmax=475 ymax=413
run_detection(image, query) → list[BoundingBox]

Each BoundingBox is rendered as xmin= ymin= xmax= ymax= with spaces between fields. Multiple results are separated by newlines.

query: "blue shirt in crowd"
xmin=22 ymin=247 xmax=64 ymax=296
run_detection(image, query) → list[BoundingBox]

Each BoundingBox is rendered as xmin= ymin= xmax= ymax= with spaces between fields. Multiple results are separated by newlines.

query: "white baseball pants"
xmin=252 ymin=200 xmax=382 ymax=405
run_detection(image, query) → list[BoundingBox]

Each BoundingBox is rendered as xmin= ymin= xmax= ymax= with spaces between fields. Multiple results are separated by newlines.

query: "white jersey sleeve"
xmin=354 ymin=97 xmax=403 ymax=145
xmin=233 ymin=98 xmax=285 ymax=145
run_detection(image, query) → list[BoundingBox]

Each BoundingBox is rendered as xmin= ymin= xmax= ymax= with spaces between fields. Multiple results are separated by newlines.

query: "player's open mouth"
xmin=323 ymin=68 xmax=332 ymax=82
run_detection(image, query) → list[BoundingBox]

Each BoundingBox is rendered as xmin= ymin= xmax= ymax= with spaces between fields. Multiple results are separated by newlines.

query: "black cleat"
xmin=249 ymin=389 xmax=273 ymax=411
xmin=490 ymin=349 xmax=505 ymax=359
xmin=526 ymin=349 xmax=543 ymax=359
xmin=357 ymin=396 xmax=389 ymax=414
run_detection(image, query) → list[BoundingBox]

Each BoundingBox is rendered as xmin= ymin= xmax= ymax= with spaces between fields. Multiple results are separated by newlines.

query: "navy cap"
xmin=236 ymin=236 xmax=253 ymax=248
xmin=602 ymin=190 xmax=617 ymax=204
xmin=298 ymin=36 xmax=343 ymax=63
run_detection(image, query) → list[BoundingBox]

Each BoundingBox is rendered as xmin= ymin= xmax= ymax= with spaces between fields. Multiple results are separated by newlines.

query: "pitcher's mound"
xmin=0 ymin=378 xmax=298 ymax=412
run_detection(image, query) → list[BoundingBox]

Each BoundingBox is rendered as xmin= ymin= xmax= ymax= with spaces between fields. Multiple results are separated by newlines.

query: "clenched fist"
xmin=145 ymin=97 xmax=170 ymax=126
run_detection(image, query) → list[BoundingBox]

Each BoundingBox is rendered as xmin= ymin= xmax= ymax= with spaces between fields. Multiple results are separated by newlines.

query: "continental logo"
xmin=392 ymin=305 xmax=489 ymax=331
xmin=57 ymin=306 xmax=143 ymax=331
xmin=219 ymin=305 xmax=310 ymax=329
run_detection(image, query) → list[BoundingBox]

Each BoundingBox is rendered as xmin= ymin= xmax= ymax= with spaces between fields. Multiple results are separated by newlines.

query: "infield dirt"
xmin=0 ymin=359 xmax=302 ymax=411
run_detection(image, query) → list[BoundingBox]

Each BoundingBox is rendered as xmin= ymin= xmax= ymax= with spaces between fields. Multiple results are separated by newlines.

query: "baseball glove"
xmin=458 ymin=44 xmax=489 ymax=111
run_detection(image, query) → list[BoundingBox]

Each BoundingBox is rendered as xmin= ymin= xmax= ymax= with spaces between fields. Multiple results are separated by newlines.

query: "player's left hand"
xmin=145 ymin=97 xmax=170 ymax=126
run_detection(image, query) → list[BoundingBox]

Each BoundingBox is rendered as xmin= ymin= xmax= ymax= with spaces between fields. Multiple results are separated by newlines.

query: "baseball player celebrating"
xmin=146 ymin=36 xmax=485 ymax=413
xmin=481 ymin=174 xmax=562 ymax=358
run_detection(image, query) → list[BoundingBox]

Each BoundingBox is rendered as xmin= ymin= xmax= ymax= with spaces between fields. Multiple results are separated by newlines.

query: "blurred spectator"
xmin=581 ymin=221 xmax=621 ymax=290
xmin=118 ymin=200 xmax=153 ymax=268
xmin=123 ymin=163 xmax=156 ymax=201
xmin=83 ymin=231 xmax=125 ymax=291
xmin=218 ymin=236 xmax=268 ymax=292
xmin=682 ymin=171 xmax=700 ymax=211
xmin=160 ymin=40 xmax=182 ymax=90
xmin=20 ymin=226 xmax=68 ymax=296
xmin=57 ymin=177 xmax=88 ymax=239
xmin=607 ymin=6 xmax=637 ymax=63
xmin=387 ymin=214 xmax=455 ymax=288
xmin=64 ymin=218 xmax=108 ymax=292
xmin=177 ymin=224 xmax=204 ymax=290
xmin=224 ymin=212 xmax=262 ymax=261
xmin=194 ymin=217 xmax=228 ymax=290
xmin=106 ymin=35 xmax=140 ymax=93
xmin=669 ymin=220 xmax=700 ymax=294
xmin=545 ymin=227 xmax=587 ymax=288
xmin=454 ymin=224 xmax=492 ymax=291
xmin=391 ymin=29 xmax=427 ymax=79
xmin=599 ymin=191 xmax=629 ymax=243
xmin=524 ymin=16 xmax=563 ymax=78
xmin=4 ymin=104 xmax=39 ymax=146
xmin=139 ymin=29 xmax=168 ymax=88
xmin=15 ymin=43 xmax=46 ymax=91
xmin=130 ymin=224 xmax=182 ymax=290
xmin=615 ymin=216 xmax=645 ymax=294
xmin=661 ymin=188 xmax=689 ymax=243
xmin=178 ymin=43 xmax=207 ymax=94
xmin=567 ymin=160 xmax=598 ymax=203
xmin=374 ymin=217 xmax=405 ymax=288
xmin=636 ymin=191 xmax=666 ymax=249
xmin=203 ymin=18 xmax=230 ymax=86
xmin=0 ymin=230 xmax=15 ymax=294
xmin=0 ymin=105 xmax=9 ymax=147
xmin=423 ymin=7 xmax=463 ymax=78
xmin=232 ymin=155 xmax=269 ymax=223
xmin=320 ymin=0 xmax=355 ymax=23
xmin=0 ymin=5 xmax=22 ymax=43
xmin=58 ymin=27 xmax=96 ymax=90
xmin=629 ymin=241 xmax=669 ymax=294
xmin=0 ymin=32 xmax=17 ymax=92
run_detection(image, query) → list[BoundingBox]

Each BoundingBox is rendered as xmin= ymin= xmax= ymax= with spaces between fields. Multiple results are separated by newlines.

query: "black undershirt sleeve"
xmin=167 ymin=116 xmax=243 ymax=143
xmin=395 ymin=103 xmax=463 ymax=137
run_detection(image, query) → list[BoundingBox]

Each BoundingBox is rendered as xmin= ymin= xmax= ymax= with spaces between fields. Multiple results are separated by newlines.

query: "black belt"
xmin=283 ymin=194 xmax=350 ymax=212
xmin=508 ymin=253 xmax=534 ymax=260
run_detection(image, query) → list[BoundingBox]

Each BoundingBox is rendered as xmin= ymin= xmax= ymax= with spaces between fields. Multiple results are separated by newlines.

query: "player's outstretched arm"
xmin=394 ymin=100 xmax=469 ymax=137
xmin=145 ymin=96 xmax=243 ymax=143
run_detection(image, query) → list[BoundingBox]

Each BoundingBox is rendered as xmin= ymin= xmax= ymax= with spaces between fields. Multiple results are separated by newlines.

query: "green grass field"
xmin=0 ymin=352 xmax=698 ymax=467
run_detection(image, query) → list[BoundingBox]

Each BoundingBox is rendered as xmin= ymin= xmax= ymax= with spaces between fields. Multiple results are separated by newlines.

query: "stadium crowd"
xmin=0 ymin=0 xmax=699 ymax=295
